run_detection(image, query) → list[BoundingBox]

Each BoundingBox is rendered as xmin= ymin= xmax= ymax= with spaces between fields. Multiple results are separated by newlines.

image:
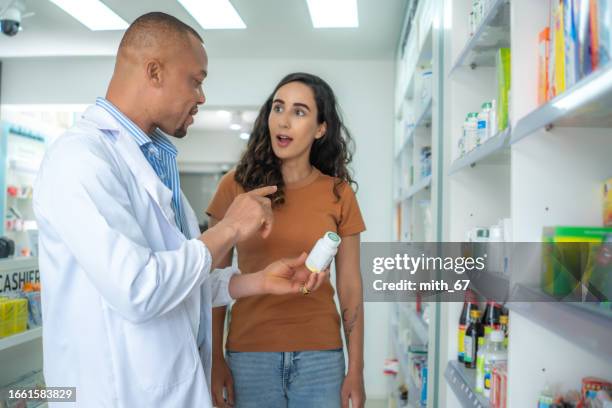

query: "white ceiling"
xmin=0 ymin=0 xmax=406 ymax=59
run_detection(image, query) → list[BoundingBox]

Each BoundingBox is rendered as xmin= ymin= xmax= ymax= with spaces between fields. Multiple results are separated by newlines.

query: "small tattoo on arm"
xmin=342 ymin=304 xmax=361 ymax=344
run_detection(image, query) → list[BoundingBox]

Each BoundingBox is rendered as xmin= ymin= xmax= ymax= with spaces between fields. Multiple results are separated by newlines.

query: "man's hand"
xmin=201 ymin=186 xmax=276 ymax=269
xmin=228 ymin=253 xmax=330 ymax=299
xmin=220 ymin=186 xmax=277 ymax=242
xmin=211 ymin=356 xmax=234 ymax=408
xmin=341 ymin=371 xmax=366 ymax=408
xmin=260 ymin=253 xmax=330 ymax=295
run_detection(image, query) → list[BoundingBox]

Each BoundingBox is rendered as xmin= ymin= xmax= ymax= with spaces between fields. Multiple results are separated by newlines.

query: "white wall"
xmin=1 ymin=56 xmax=395 ymax=398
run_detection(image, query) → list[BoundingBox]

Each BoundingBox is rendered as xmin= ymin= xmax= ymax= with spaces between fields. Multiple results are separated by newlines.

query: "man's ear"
xmin=145 ymin=59 xmax=163 ymax=88
xmin=315 ymin=122 xmax=327 ymax=140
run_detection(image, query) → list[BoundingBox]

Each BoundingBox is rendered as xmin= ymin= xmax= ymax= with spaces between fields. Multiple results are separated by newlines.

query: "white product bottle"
xmin=477 ymin=107 xmax=488 ymax=146
xmin=483 ymin=330 xmax=507 ymax=398
xmin=490 ymin=99 xmax=498 ymax=134
xmin=482 ymin=102 xmax=494 ymax=141
xmin=305 ymin=232 xmax=342 ymax=273
xmin=466 ymin=113 xmax=479 ymax=152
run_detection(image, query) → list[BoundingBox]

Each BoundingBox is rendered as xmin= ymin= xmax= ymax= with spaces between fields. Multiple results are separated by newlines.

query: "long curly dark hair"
xmin=234 ymin=72 xmax=356 ymax=207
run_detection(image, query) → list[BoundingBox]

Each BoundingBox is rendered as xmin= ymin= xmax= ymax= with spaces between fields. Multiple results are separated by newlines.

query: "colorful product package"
xmin=496 ymin=48 xmax=511 ymax=131
xmin=541 ymin=226 xmax=612 ymax=298
xmin=491 ymin=363 xmax=508 ymax=408
xmin=575 ymin=0 xmax=594 ymax=78
xmin=551 ymin=0 xmax=567 ymax=97
xmin=539 ymin=27 xmax=551 ymax=105
xmin=420 ymin=365 xmax=428 ymax=406
xmin=564 ymin=0 xmax=579 ymax=88
xmin=0 ymin=297 xmax=28 ymax=338
xmin=582 ymin=377 xmax=612 ymax=405
xmin=24 ymin=291 xmax=42 ymax=328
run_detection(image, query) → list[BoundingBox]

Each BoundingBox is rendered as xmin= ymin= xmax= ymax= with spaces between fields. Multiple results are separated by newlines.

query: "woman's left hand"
xmin=341 ymin=371 xmax=366 ymax=408
xmin=260 ymin=252 xmax=330 ymax=295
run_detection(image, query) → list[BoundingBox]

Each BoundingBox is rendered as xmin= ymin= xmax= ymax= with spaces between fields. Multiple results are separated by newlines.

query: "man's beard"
xmin=173 ymin=124 xmax=188 ymax=138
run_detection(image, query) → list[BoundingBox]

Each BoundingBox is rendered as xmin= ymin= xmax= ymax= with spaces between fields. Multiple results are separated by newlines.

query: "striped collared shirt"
xmin=96 ymin=97 xmax=189 ymax=235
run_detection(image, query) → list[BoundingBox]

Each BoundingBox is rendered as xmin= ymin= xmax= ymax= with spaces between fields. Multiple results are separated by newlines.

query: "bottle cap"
xmin=324 ymin=231 xmax=342 ymax=248
xmin=490 ymin=330 xmax=504 ymax=343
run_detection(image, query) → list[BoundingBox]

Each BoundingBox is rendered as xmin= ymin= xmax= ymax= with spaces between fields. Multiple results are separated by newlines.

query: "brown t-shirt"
xmin=206 ymin=168 xmax=366 ymax=352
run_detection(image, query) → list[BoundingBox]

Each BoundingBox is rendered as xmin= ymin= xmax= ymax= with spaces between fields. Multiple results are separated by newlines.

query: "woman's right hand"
xmin=212 ymin=356 xmax=235 ymax=408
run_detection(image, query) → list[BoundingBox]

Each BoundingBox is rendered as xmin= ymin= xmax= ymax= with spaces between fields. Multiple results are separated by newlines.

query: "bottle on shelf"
xmin=458 ymin=290 xmax=479 ymax=363
xmin=483 ymin=330 xmax=507 ymax=399
xmin=481 ymin=300 xmax=502 ymax=338
xmin=499 ymin=314 xmax=509 ymax=349
xmin=477 ymin=104 xmax=489 ymax=146
xmin=475 ymin=334 xmax=487 ymax=394
xmin=465 ymin=112 xmax=479 ymax=152
xmin=464 ymin=309 xmax=483 ymax=369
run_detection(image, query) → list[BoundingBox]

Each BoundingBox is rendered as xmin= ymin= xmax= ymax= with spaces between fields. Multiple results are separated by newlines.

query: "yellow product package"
xmin=0 ymin=297 xmax=29 ymax=338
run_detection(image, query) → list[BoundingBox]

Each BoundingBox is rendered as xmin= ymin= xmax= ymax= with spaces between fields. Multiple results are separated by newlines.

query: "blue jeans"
xmin=226 ymin=349 xmax=345 ymax=408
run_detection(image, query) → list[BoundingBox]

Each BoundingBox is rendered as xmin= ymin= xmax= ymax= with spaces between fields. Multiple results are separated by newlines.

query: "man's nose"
xmin=197 ymin=87 xmax=206 ymax=105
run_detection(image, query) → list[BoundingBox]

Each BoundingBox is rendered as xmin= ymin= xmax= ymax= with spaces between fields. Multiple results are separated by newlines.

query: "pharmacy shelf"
xmin=393 ymin=334 xmax=422 ymax=407
xmin=397 ymin=25 xmax=434 ymax=116
xmin=399 ymin=175 xmax=433 ymax=203
xmin=449 ymin=0 xmax=511 ymax=75
xmin=511 ymin=64 xmax=612 ymax=144
xmin=0 ymin=327 xmax=43 ymax=352
xmin=448 ymin=127 xmax=511 ymax=175
xmin=507 ymin=284 xmax=612 ymax=363
xmin=444 ymin=360 xmax=489 ymax=408
xmin=467 ymin=269 xmax=511 ymax=304
xmin=401 ymin=304 xmax=429 ymax=346
xmin=0 ymin=257 xmax=38 ymax=273
xmin=395 ymin=97 xmax=433 ymax=160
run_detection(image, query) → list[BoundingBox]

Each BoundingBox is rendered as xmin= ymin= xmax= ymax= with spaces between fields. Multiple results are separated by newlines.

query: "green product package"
xmin=496 ymin=48 xmax=511 ymax=132
xmin=542 ymin=226 xmax=612 ymax=300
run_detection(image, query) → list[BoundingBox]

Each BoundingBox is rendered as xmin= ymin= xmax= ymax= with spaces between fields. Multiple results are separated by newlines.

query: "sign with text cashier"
xmin=0 ymin=259 xmax=40 ymax=294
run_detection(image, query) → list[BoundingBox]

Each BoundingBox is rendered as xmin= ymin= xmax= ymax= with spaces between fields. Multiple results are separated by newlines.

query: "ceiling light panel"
xmin=48 ymin=0 xmax=128 ymax=31
xmin=177 ymin=0 xmax=246 ymax=29
xmin=306 ymin=0 xmax=359 ymax=28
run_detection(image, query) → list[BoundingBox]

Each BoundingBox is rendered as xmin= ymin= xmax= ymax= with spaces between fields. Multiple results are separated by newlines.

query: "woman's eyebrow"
xmin=293 ymin=102 xmax=311 ymax=111
xmin=272 ymin=99 xmax=311 ymax=111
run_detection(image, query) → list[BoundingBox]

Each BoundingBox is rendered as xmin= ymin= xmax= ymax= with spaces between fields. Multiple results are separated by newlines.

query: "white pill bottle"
xmin=305 ymin=231 xmax=342 ymax=273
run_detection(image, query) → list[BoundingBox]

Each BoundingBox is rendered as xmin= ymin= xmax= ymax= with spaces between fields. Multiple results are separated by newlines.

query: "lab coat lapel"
xmin=83 ymin=105 xmax=177 ymax=225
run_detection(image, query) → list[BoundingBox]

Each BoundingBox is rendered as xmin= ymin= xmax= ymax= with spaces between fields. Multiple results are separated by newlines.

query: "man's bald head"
xmin=107 ymin=12 xmax=208 ymax=138
xmin=119 ymin=12 xmax=203 ymax=55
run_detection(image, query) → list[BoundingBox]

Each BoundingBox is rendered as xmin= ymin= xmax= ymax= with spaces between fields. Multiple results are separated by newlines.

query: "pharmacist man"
xmin=33 ymin=12 xmax=329 ymax=408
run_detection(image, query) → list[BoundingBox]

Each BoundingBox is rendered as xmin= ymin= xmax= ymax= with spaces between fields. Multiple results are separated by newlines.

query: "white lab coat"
xmin=33 ymin=105 xmax=237 ymax=407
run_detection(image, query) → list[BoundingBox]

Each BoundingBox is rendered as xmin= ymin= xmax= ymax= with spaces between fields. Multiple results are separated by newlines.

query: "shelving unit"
xmin=508 ymin=285 xmax=612 ymax=363
xmin=511 ymin=64 xmax=612 ymax=143
xmin=395 ymin=98 xmax=433 ymax=161
xmin=392 ymin=0 xmax=612 ymax=406
xmin=400 ymin=175 xmax=433 ymax=202
xmin=444 ymin=361 xmax=489 ymax=408
xmin=0 ymin=259 xmax=43 ymax=389
xmin=437 ymin=0 xmax=612 ymax=406
xmin=448 ymin=127 xmax=510 ymax=174
xmin=449 ymin=0 xmax=511 ymax=75
xmin=401 ymin=304 xmax=430 ymax=346
xmin=391 ymin=303 xmax=428 ymax=408
xmin=0 ymin=327 xmax=43 ymax=352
